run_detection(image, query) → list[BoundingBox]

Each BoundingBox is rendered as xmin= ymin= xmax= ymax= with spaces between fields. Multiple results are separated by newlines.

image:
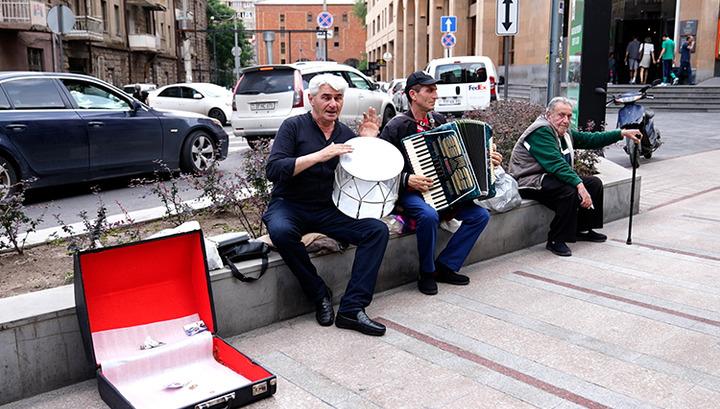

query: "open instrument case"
xmin=74 ymin=230 xmax=276 ymax=409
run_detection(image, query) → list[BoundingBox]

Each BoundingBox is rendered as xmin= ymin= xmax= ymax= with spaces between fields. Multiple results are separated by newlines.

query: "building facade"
xmin=366 ymin=0 xmax=720 ymax=84
xmin=254 ymin=0 xmax=366 ymax=66
xmin=226 ymin=0 xmax=257 ymax=63
xmin=0 ymin=0 xmax=210 ymax=87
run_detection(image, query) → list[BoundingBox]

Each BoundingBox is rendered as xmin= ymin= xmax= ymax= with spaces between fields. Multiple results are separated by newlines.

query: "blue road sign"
xmin=441 ymin=33 xmax=456 ymax=48
xmin=440 ymin=15 xmax=457 ymax=33
xmin=317 ymin=11 xmax=334 ymax=29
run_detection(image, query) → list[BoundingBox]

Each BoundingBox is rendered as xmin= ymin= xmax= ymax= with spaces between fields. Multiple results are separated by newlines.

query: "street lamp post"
xmin=233 ymin=15 xmax=240 ymax=82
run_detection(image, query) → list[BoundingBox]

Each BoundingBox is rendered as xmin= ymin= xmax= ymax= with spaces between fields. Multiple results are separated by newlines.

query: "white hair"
xmin=307 ymin=74 xmax=348 ymax=96
xmin=547 ymin=96 xmax=574 ymax=113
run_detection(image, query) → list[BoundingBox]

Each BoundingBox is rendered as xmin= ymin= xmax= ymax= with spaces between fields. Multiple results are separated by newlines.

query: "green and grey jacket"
xmin=508 ymin=115 xmax=622 ymax=190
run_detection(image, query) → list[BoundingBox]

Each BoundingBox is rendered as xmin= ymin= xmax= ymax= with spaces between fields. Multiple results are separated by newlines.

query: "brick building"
xmin=0 ymin=0 xmax=209 ymax=87
xmin=254 ymin=0 xmax=366 ymax=65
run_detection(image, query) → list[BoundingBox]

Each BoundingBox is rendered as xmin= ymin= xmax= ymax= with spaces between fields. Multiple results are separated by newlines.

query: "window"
xmin=345 ymin=72 xmax=371 ymax=90
xmin=280 ymin=42 xmax=286 ymax=54
xmin=0 ymin=88 xmax=11 ymax=109
xmin=389 ymin=3 xmax=393 ymax=23
xmin=301 ymin=71 xmax=347 ymax=88
xmin=280 ymin=59 xmax=286 ymax=64
xmin=159 ymin=86 xmax=182 ymax=98
xmin=435 ymin=63 xmax=488 ymax=84
xmin=101 ymin=1 xmax=108 ymax=33
xmin=114 ymin=5 xmax=121 ymax=36
xmin=145 ymin=9 xmax=155 ymax=34
xmin=334 ymin=41 xmax=339 ymax=48
xmin=342 ymin=13 xmax=348 ymax=23
xmin=62 ymin=79 xmax=130 ymax=109
xmin=334 ymin=27 xmax=339 ymax=38
xmin=279 ymin=14 xmax=285 ymax=23
xmin=3 ymin=78 xmax=66 ymax=109
xmin=236 ymin=69 xmax=295 ymax=94
xmin=280 ymin=26 xmax=285 ymax=38
xmin=27 ymin=48 xmax=44 ymax=71
xmin=181 ymin=87 xmax=201 ymax=99
xmin=307 ymin=13 xmax=312 ymax=23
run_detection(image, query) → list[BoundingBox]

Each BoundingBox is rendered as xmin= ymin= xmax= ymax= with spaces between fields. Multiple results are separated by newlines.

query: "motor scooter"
xmin=596 ymin=79 xmax=663 ymax=167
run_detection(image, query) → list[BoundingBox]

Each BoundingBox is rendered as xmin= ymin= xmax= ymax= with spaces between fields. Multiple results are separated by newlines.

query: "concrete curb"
xmin=0 ymin=158 xmax=639 ymax=404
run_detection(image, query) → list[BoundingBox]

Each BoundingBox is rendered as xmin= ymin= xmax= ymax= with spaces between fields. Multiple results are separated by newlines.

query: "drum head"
xmin=340 ymin=137 xmax=404 ymax=182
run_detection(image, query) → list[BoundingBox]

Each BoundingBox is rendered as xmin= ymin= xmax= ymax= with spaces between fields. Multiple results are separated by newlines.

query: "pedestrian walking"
xmin=658 ymin=34 xmax=677 ymax=85
xmin=625 ymin=36 xmax=641 ymax=84
xmin=638 ymin=37 xmax=656 ymax=84
xmin=608 ymin=51 xmax=617 ymax=84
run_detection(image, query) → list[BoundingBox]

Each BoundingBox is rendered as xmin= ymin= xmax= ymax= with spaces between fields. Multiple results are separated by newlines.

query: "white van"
xmin=425 ymin=56 xmax=501 ymax=115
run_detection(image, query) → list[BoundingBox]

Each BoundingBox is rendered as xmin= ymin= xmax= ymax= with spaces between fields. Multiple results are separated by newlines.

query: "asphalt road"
xmin=23 ymin=127 xmax=250 ymax=230
xmin=21 ymin=110 xmax=720 ymax=231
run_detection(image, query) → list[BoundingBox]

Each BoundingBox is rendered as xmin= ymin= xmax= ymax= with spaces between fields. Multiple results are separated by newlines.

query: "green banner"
xmin=566 ymin=0 xmax=584 ymax=130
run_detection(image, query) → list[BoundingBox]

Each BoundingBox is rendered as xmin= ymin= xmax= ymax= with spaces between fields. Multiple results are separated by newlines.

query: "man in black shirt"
xmin=263 ymin=74 xmax=388 ymax=336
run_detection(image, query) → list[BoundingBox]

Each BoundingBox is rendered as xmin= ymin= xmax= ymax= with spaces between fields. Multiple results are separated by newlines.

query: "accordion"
xmin=402 ymin=119 xmax=496 ymax=211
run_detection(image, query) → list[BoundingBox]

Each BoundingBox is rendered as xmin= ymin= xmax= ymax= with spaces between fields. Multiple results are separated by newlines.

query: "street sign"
xmin=382 ymin=51 xmax=393 ymax=62
xmin=231 ymin=46 xmax=242 ymax=57
xmin=441 ymin=33 xmax=456 ymax=49
xmin=440 ymin=16 xmax=457 ymax=33
xmin=317 ymin=11 xmax=334 ymax=29
xmin=315 ymin=30 xmax=333 ymax=39
xmin=47 ymin=4 xmax=75 ymax=35
xmin=496 ymin=0 xmax=518 ymax=36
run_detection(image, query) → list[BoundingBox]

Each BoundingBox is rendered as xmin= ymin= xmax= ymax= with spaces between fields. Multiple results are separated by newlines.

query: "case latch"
xmin=195 ymin=392 xmax=235 ymax=409
xmin=252 ymin=381 xmax=268 ymax=396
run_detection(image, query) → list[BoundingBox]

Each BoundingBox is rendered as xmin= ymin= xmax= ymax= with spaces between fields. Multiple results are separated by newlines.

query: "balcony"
xmin=126 ymin=0 xmax=166 ymax=11
xmin=129 ymin=33 xmax=160 ymax=52
xmin=0 ymin=0 xmax=31 ymax=29
xmin=64 ymin=15 xmax=104 ymax=42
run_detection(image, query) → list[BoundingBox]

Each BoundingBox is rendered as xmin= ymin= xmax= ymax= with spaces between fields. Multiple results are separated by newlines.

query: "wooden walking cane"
xmin=626 ymin=142 xmax=640 ymax=245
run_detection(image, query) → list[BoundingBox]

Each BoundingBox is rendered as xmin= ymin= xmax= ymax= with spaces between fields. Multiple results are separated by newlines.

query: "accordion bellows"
xmin=402 ymin=119 xmax=496 ymax=210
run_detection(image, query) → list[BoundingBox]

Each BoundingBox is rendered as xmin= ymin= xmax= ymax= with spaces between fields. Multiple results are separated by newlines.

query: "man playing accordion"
xmin=380 ymin=71 xmax=502 ymax=295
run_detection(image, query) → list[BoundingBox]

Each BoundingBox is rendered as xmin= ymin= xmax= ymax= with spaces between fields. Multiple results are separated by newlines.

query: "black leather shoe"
xmin=576 ymin=230 xmax=607 ymax=243
xmin=546 ymin=240 xmax=572 ymax=257
xmin=315 ymin=288 xmax=334 ymax=326
xmin=418 ymin=273 xmax=438 ymax=295
xmin=335 ymin=310 xmax=386 ymax=336
xmin=435 ymin=263 xmax=470 ymax=285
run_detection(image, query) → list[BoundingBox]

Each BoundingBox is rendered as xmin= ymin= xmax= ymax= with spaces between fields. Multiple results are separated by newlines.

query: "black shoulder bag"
xmin=218 ymin=240 xmax=271 ymax=282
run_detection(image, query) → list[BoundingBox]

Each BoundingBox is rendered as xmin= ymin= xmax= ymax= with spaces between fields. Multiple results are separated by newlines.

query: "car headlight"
xmin=210 ymin=117 xmax=223 ymax=127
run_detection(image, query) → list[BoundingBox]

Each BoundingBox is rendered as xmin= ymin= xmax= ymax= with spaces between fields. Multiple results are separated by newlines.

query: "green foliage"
xmin=207 ymin=0 xmax=254 ymax=87
xmin=353 ymin=0 xmax=367 ymax=27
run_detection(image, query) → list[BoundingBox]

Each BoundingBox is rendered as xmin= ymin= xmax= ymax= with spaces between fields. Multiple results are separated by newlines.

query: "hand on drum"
xmin=408 ymin=174 xmax=434 ymax=192
xmin=358 ymin=107 xmax=381 ymax=137
xmin=315 ymin=142 xmax=353 ymax=162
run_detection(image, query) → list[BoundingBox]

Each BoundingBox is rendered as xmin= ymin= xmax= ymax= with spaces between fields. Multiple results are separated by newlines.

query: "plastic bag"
xmin=476 ymin=166 xmax=522 ymax=213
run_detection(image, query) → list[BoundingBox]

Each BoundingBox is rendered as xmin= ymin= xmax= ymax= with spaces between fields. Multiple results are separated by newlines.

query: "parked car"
xmin=424 ymin=56 xmax=502 ymax=115
xmin=388 ymin=79 xmax=408 ymax=113
xmin=147 ymin=82 xmax=233 ymax=125
xmin=0 ymin=72 xmax=228 ymax=200
xmin=230 ymin=61 xmax=397 ymax=146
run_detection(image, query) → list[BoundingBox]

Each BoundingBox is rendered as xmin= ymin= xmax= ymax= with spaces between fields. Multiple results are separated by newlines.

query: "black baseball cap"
xmin=405 ymin=71 xmax=439 ymax=92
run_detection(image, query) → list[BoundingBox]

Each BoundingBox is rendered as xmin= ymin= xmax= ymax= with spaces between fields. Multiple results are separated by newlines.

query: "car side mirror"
xmin=193 ymin=93 xmax=203 ymax=99
xmin=497 ymin=76 xmax=505 ymax=85
xmin=370 ymin=83 xmax=380 ymax=91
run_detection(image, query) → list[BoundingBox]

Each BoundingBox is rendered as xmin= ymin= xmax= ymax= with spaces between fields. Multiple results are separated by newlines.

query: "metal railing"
xmin=0 ymin=0 xmax=31 ymax=23
xmin=65 ymin=15 xmax=104 ymax=40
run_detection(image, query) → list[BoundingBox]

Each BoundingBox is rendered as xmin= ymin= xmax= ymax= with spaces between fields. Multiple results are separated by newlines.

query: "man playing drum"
xmin=379 ymin=71 xmax=503 ymax=295
xmin=263 ymin=74 xmax=388 ymax=336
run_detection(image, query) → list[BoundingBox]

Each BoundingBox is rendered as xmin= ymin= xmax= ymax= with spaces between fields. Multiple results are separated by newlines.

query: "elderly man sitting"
xmin=263 ymin=74 xmax=388 ymax=336
xmin=508 ymin=97 xmax=640 ymax=257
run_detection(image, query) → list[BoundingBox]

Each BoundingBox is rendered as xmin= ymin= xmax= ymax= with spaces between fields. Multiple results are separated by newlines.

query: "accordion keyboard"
xmin=404 ymin=133 xmax=449 ymax=209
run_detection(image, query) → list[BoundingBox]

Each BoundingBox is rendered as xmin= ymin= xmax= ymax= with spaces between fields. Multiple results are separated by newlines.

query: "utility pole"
xmin=233 ymin=15 xmax=240 ymax=81
xmin=547 ymin=0 xmax=562 ymax=103
xmin=182 ymin=0 xmax=192 ymax=82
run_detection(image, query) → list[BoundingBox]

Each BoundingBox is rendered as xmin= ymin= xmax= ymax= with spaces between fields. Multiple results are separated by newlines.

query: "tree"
xmin=207 ymin=0 xmax=254 ymax=87
xmin=352 ymin=0 xmax=367 ymax=28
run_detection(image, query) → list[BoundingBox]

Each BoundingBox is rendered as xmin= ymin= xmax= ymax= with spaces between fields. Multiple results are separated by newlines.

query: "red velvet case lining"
xmin=213 ymin=338 xmax=272 ymax=382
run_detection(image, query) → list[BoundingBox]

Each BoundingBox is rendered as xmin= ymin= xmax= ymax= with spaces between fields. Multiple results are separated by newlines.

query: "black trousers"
xmin=520 ymin=175 xmax=604 ymax=243
xmin=263 ymin=198 xmax=389 ymax=314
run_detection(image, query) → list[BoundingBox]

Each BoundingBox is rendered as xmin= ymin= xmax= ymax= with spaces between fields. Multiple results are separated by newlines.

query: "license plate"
xmin=439 ymin=97 xmax=460 ymax=106
xmin=250 ymin=102 xmax=276 ymax=111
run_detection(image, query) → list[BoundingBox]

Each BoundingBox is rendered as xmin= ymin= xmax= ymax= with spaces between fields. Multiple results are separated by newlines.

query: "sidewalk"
xmin=3 ymin=149 xmax=719 ymax=409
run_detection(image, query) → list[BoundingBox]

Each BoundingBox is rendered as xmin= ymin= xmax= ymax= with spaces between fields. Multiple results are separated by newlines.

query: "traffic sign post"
xmin=440 ymin=16 xmax=457 ymax=33
xmin=316 ymin=11 xmax=333 ymax=61
xmin=496 ymin=0 xmax=519 ymax=101
xmin=47 ymin=4 xmax=76 ymax=72
xmin=441 ymin=32 xmax=456 ymax=58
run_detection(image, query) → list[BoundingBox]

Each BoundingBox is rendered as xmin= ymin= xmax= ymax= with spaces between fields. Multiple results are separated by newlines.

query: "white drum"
xmin=332 ymin=137 xmax=404 ymax=219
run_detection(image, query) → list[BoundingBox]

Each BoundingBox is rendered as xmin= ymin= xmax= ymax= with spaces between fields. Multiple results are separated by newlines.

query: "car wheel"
xmin=381 ymin=106 xmax=396 ymax=130
xmin=0 ymin=157 xmax=18 ymax=201
xmin=181 ymin=131 xmax=217 ymax=173
xmin=208 ymin=108 xmax=227 ymax=125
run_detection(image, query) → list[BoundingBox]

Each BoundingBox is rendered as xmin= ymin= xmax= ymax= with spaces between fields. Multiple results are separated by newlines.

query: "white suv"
xmin=424 ymin=56 xmax=502 ymax=115
xmin=231 ymin=62 xmax=396 ymax=145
